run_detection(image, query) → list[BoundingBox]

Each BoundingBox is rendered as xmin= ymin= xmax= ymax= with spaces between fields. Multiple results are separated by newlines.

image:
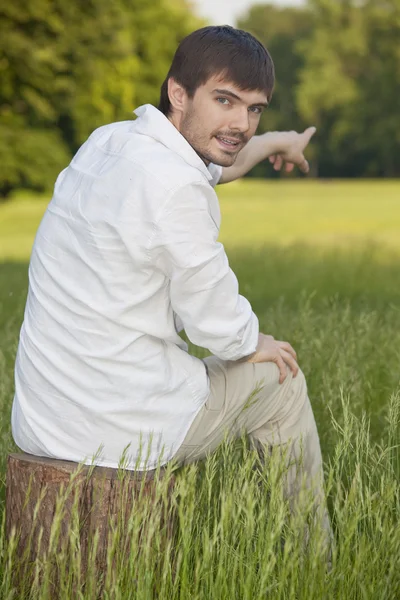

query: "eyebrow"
xmin=212 ymin=88 xmax=269 ymax=107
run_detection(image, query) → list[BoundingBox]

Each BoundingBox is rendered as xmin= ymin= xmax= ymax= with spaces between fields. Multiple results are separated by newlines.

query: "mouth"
xmin=215 ymin=135 xmax=242 ymax=151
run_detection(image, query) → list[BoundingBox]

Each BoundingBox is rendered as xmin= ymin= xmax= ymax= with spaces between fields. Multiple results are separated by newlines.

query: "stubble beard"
xmin=180 ymin=110 xmax=238 ymax=168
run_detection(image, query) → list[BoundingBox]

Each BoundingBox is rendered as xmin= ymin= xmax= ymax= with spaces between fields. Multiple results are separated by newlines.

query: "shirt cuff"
xmin=219 ymin=311 xmax=259 ymax=362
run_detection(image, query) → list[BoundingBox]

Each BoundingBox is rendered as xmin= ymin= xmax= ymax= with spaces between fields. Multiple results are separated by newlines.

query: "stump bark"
xmin=6 ymin=453 xmax=176 ymax=594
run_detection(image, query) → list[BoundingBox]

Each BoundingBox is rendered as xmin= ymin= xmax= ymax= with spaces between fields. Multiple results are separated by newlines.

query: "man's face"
xmin=170 ymin=75 xmax=269 ymax=167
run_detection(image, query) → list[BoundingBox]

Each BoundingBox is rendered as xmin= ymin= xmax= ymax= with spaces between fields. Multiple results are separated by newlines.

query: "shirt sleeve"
xmin=208 ymin=163 xmax=223 ymax=187
xmin=149 ymin=183 xmax=259 ymax=361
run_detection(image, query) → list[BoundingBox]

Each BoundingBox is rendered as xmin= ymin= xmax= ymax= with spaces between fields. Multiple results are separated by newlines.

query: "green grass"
xmin=218 ymin=179 xmax=400 ymax=250
xmin=1 ymin=180 xmax=400 ymax=598
xmin=2 ymin=180 xmax=400 ymax=260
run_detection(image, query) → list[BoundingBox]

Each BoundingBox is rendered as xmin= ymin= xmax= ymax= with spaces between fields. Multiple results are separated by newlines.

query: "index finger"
xmin=302 ymin=126 xmax=316 ymax=144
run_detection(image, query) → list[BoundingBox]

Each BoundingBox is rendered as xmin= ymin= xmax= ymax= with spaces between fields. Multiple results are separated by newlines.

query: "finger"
xmin=276 ymin=341 xmax=297 ymax=360
xmin=302 ymin=126 xmax=316 ymax=144
xmin=276 ymin=356 xmax=288 ymax=384
xmin=269 ymin=154 xmax=276 ymax=164
xmin=285 ymin=162 xmax=295 ymax=173
xmin=279 ymin=349 xmax=299 ymax=378
xmin=299 ymin=158 xmax=309 ymax=174
xmin=274 ymin=155 xmax=283 ymax=171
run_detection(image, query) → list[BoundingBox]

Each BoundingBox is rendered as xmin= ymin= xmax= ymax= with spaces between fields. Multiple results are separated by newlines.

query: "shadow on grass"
xmin=1 ymin=242 xmax=399 ymax=317
xmin=227 ymin=242 xmax=400 ymax=313
xmin=0 ymin=261 xmax=29 ymax=330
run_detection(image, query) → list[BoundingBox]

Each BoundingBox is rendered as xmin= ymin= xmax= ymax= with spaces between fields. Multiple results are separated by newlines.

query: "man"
xmin=12 ymin=26 xmax=326 ymax=524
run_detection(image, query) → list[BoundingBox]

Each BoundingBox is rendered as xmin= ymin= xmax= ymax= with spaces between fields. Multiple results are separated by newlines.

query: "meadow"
xmin=0 ymin=179 xmax=399 ymax=598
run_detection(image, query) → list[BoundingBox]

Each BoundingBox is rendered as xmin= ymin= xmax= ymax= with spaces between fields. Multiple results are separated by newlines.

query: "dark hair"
xmin=158 ymin=26 xmax=275 ymax=116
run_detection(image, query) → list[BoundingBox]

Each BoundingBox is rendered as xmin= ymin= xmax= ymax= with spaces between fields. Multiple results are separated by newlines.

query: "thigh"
xmin=173 ymin=355 xmax=296 ymax=464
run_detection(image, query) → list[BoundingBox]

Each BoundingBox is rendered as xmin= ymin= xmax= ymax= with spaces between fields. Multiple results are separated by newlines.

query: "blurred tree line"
xmin=0 ymin=0 xmax=200 ymax=198
xmin=239 ymin=0 xmax=400 ymax=179
xmin=0 ymin=0 xmax=399 ymax=198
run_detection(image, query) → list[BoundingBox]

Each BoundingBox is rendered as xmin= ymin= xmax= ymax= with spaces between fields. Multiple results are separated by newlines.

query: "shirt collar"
xmin=133 ymin=104 xmax=213 ymax=182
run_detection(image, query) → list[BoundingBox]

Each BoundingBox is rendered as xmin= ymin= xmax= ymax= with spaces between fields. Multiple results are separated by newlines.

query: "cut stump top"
xmin=7 ymin=452 xmax=166 ymax=481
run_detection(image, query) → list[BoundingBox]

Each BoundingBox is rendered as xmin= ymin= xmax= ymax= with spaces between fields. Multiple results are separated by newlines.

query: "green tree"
xmin=0 ymin=0 xmax=201 ymax=198
xmin=0 ymin=1 xmax=71 ymax=196
xmin=297 ymin=0 xmax=400 ymax=177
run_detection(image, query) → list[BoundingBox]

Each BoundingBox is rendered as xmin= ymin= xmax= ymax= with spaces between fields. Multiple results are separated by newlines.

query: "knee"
xmin=291 ymin=367 xmax=307 ymax=392
xmin=254 ymin=362 xmax=308 ymax=400
xmin=283 ymin=367 xmax=310 ymax=418
xmin=274 ymin=362 xmax=307 ymax=394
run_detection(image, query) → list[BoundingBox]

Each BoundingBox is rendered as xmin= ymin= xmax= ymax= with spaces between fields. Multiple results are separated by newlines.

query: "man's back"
xmin=12 ymin=105 xmax=231 ymax=470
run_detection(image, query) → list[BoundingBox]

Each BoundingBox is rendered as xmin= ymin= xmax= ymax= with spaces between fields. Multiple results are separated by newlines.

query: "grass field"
xmin=1 ymin=180 xmax=400 ymax=598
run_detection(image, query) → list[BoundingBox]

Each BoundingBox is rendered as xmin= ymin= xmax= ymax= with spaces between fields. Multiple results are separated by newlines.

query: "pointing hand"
xmin=268 ymin=127 xmax=316 ymax=174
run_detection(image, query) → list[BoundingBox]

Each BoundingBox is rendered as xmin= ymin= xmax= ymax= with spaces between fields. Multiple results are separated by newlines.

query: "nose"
xmin=229 ymin=107 xmax=251 ymax=133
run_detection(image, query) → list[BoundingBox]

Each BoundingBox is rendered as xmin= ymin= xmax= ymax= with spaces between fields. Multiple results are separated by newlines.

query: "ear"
xmin=168 ymin=77 xmax=188 ymax=114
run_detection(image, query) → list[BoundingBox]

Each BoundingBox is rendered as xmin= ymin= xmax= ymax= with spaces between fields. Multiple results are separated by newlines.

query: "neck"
xmin=167 ymin=111 xmax=181 ymax=133
xmin=167 ymin=112 xmax=210 ymax=166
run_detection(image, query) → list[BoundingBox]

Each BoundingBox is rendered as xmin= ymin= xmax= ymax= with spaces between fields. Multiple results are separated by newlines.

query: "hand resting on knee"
xmin=239 ymin=333 xmax=299 ymax=384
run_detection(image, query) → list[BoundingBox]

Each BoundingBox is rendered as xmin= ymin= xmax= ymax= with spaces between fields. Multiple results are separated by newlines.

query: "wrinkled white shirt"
xmin=12 ymin=104 xmax=259 ymax=470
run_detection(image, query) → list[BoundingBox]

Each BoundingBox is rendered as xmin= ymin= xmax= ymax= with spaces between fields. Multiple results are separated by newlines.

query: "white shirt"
xmin=12 ymin=104 xmax=259 ymax=470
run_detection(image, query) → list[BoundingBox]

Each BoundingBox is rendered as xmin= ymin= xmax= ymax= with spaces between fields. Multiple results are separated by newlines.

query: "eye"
xmin=216 ymin=97 xmax=230 ymax=106
xmin=249 ymin=106 xmax=263 ymax=115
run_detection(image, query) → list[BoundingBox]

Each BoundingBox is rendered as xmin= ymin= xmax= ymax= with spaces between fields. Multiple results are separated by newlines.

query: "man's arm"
xmin=150 ymin=183 xmax=259 ymax=362
xmin=219 ymin=127 xmax=316 ymax=184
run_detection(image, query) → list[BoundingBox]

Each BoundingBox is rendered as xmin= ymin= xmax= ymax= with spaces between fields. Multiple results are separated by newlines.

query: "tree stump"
xmin=6 ymin=453 xmax=177 ymax=595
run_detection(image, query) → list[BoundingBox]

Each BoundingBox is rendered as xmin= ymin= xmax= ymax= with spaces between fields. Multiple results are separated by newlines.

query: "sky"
xmin=191 ymin=0 xmax=305 ymax=26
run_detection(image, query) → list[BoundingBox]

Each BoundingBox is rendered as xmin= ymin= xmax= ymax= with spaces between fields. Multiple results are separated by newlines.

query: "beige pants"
xmin=174 ymin=355 xmax=331 ymax=539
